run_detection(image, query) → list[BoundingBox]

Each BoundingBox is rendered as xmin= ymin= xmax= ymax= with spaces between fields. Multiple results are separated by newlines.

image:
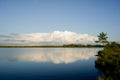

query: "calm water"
xmin=0 ymin=48 xmax=102 ymax=80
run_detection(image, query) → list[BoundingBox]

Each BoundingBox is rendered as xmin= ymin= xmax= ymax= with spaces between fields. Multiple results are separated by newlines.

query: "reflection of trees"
xmin=95 ymin=42 xmax=120 ymax=80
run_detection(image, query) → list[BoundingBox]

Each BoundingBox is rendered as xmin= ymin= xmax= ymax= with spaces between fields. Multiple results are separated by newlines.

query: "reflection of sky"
xmin=0 ymin=48 xmax=101 ymax=64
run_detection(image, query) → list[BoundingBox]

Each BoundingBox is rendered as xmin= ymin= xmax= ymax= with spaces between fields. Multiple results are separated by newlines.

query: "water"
xmin=0 ymin=48 xmax=102 ymax=80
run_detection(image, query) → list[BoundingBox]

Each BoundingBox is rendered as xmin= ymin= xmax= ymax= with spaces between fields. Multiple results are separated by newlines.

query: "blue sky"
xmin=0 ymin=0 xmax=120 ymax=42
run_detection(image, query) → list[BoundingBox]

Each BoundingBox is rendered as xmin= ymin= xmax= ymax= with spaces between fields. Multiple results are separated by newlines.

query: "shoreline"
xmin=0 ymin=46 xmax=103 ymax=48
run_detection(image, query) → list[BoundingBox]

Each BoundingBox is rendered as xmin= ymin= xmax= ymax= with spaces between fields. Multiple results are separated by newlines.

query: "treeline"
xmin=0 ymin=44 xmax=103 ymax=48
xmin=95 ymin=42 xmax=120 ymax=80
xmin=63 ymin=44 xmax=103 ymax=47
xmin=0 ymin=45 xmax=62 ymax=48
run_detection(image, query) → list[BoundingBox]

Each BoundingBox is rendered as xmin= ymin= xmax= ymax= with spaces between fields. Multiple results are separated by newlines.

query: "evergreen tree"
xmin=96 ymin=32 xmax=108 ymax=46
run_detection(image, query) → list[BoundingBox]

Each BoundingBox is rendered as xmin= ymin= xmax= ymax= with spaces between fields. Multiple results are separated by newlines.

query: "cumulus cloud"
xmin=0 ymin=31 xmax=97 ymax=45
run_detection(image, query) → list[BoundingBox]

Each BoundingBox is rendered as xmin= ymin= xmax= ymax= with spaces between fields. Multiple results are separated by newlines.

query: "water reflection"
xmin=0 ymin=48 xmax=102 ymax=80
xmin=0 ymin=48 xmax=100 ymax=64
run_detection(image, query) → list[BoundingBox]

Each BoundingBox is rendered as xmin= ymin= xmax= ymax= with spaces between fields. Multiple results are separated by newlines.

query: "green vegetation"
xmin=63 ymin=44 xmax=103 ymax=47
xmin=95 ymin=42 xmax=120 ymax=80
xmin=95 ymin=32 xmax=108 ymax=46
xmin=0 ymin=44 xmax=103 ymax=48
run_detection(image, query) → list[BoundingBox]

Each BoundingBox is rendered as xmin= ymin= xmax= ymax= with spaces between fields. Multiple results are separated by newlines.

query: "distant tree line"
xmin=63 ymin=44 xmax=103 ymax=47
xmin=0 ymin=44 xmax=103 ymax=48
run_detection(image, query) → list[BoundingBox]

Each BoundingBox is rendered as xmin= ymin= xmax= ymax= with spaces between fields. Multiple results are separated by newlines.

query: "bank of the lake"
xmin=0 ymin=44 xmax=103 ymax=48
xmin=95 ymin=42 xmax=120 ymax=80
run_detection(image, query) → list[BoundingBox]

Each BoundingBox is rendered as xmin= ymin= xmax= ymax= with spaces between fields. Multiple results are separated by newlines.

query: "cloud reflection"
xmin=0 ymin=48 xmax=100 ymax=64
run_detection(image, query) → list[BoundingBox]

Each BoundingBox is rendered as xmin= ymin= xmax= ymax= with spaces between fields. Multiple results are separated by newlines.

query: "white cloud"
xmin=0 ymin=31 xmax=98 ymax=45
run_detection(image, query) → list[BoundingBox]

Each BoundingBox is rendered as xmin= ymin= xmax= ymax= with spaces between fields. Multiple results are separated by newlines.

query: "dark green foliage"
xmin=63 ymin=44 xmax=85 ymax=47
xmin=63 ymin=44 xmax=103 ymax=47
xmin=98 ymin=32 xmax=108 ymax=42
xmin=0 ymin=44 xmax=103 ymax=48
xmin=96 ymin=32 xmax=108 ymax=46
xmin=95 ymin=42 xmax=120 ymax=80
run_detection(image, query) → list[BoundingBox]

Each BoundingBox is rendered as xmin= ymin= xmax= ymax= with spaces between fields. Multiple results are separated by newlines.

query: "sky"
xmin=0 ymin=0 xmax=120 ymax=45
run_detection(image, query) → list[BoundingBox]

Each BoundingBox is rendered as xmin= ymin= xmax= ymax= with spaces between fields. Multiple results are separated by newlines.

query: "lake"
xmin=0 ymin=48 xmax=102 ymax=80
